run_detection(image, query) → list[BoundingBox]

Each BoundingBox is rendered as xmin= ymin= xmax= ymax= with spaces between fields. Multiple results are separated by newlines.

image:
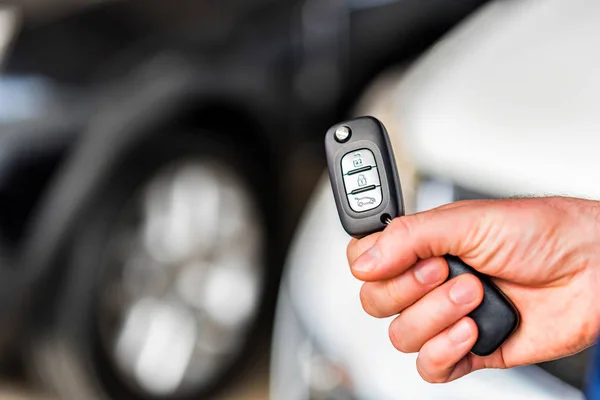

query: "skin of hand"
xmin=347 ymin=197 xmax=600 ymax=383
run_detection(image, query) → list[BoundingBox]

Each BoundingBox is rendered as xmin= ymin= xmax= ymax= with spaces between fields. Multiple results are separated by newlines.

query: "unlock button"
xmin=341 ymin=149 xmax=377 ymax=173
xmin=342 ymin=167 xmax=381 ymax=194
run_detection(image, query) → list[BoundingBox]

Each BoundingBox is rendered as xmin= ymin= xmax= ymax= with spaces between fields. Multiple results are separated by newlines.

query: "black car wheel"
xmin=27 ymin=121 xmax=277 ymax=399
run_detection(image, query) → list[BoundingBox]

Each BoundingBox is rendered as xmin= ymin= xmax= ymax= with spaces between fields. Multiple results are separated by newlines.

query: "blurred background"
xmin=0 ymin=0 xmax=597 ymax=399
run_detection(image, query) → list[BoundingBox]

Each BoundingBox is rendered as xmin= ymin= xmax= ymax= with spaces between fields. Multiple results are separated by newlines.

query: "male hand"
xmin=347 ymin=197 xmax=600 ymax=383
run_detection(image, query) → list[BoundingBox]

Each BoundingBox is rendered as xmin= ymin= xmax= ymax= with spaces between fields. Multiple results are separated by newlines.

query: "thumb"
xmin=350 ymin=203 xmax=491 ymax=282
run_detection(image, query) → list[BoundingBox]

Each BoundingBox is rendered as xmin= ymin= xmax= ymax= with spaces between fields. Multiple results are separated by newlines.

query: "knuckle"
xmin=416 ymin=359 xmax=443 ymax=383
xmin=388 ymin=324 xmax=406 ymax=352
xmin=359 ymin=285 xmax=383 ymax=318
xmin=388 ymin=215 xmax=414 ymax=239
xmin=384 ymin=216 xmax=419 ymax=261
xmin=346 ymin=239 xmax=358 ymax=264
xmin=358 ymin=285 xmax=373 ymax=312
xmin=384 ymin=278 xmax=408 ymax=309
xmin=427 ymin=352 xmax=448 ymax=371
xmin=389 ymin=319 xmax=416 ymax=353
xmin=388 ymin=213 xmax=432 ymax=259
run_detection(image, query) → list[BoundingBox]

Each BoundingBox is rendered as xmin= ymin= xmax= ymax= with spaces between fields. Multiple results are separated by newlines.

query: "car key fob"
xmin=325 ymin=116 xmax=519 ymax=356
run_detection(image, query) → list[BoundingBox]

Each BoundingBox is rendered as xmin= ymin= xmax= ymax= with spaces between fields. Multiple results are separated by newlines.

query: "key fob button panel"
xmin=341 ymin=148 xmax=383 ymax=212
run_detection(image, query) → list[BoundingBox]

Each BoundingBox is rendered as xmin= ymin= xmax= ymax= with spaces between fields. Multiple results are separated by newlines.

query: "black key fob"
xmin=325 ymin=117 xmax=404 ymax=236
xmin=325 ymin=116 xmax=519 ymax=356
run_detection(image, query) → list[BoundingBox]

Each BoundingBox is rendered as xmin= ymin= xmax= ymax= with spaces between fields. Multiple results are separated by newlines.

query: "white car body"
xmin=272 ymin=0 xmax=600 ymax=398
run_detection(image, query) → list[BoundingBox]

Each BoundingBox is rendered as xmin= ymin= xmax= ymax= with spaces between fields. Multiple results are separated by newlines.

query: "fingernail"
xmin=353 ymin=245 xmax=380 ymax=272
xmin=449 ymin=277 xmax=478 ymax=304
xmin=448 ymin=319 xmax=473 ymax=343
xmin=414 ymin=260 xmax=443 ymax=285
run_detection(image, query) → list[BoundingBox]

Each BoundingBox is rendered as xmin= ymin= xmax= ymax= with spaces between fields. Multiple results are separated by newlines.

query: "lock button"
xmin=342 ymin=167 xmax=381 ymax=194
xmin=357 ymin=174 xmax=367 ymax=186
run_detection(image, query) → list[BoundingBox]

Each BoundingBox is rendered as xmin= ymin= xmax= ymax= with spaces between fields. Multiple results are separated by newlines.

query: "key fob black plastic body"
xmin=325 ymin=116 xmax=519 ymax=356
xmin=325 ymin=117 xmax=404 ymax=236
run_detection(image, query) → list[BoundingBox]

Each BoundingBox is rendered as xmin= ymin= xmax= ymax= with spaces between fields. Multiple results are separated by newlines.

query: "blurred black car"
xmin=0 ymin=1 xmax=488 ymax=398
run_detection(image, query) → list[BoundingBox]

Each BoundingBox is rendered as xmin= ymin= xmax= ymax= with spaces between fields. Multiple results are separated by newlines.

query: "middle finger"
xmin=359 ymin=257 xmax=449 ymax=318
xmin=388 ymin=274 xmax=484 ymax=353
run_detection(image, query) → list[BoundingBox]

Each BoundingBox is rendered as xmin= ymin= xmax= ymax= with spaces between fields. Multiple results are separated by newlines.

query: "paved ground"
xmin=217 ymin=353 xmax=270 ymax=400
xmin=0 ymin=385 xmax=54 ymax=400
xmin=0 ymin=350 xmax=270 ymax=400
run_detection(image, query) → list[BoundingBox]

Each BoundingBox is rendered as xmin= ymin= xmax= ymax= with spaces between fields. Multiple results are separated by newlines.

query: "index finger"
xmin=349 ymin=201 xmax=491 ymax=282
xmin=346 ymin=201 xmax=473 ymax=266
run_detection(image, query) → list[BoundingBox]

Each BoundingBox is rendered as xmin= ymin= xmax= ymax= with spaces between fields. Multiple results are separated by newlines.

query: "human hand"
xmin=346 ymin=197 xmax=600 ymax=383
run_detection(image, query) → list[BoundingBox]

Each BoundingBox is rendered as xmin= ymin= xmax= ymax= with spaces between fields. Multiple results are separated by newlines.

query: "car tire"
xmin=26 ymin=128 xmax=277 ymax=400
